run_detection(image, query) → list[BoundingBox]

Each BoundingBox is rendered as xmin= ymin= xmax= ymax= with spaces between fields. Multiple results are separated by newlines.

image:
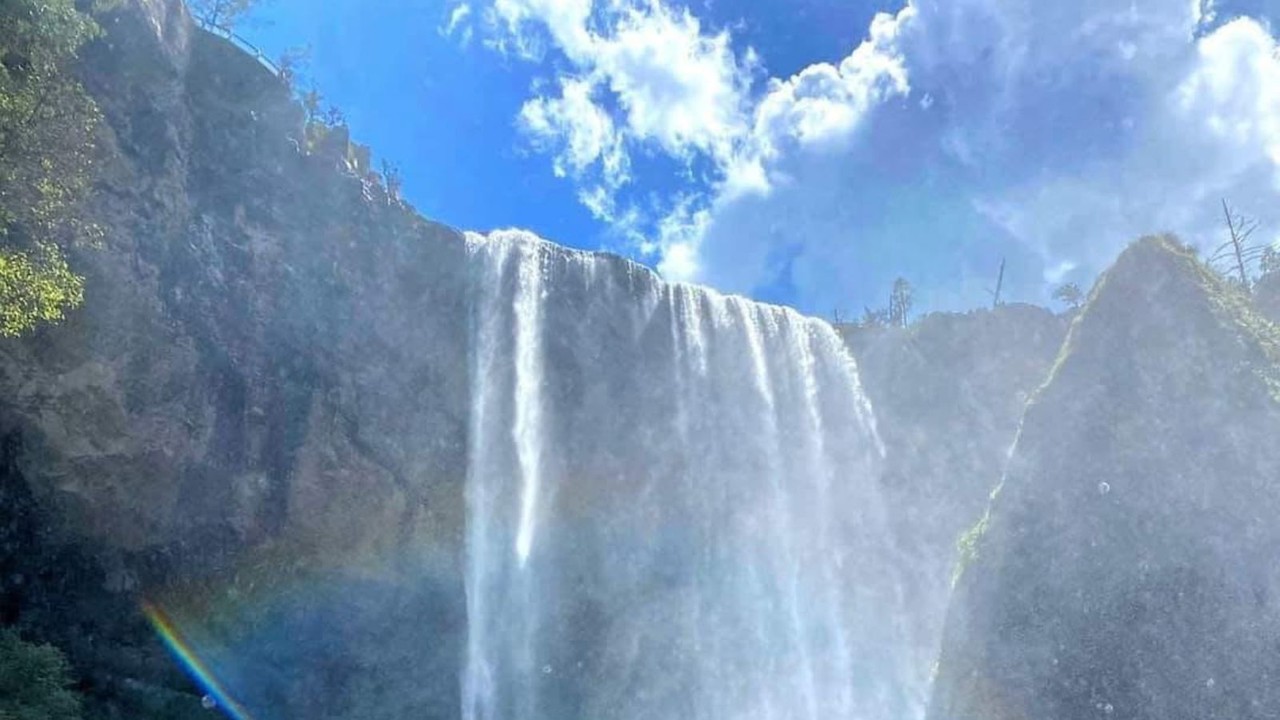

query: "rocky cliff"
xmin=929 ymin=236 xmax=1280 ymax=720
xmin=839 ymin=306 xmax=1070 ymax=681
xmin=2 ymin=1 xmax=469 ymax=716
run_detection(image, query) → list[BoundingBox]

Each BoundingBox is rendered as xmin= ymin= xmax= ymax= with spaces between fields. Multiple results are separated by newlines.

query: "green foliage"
xmin=0 ymin=243 xmax=84 ymax=337
xmin=0 ymin=629 xmax=82 ymax=720
xmin=0 ymin=0 xmax=104 ymax=336
xmin=952 ymin=482 xmax=1003 ymax=589
xmin=275 ymin=44 xmax=309 ymax=91
xmin=300 ymin=87 xmax=348 ymax=153
xmin=951 ymin=511 xmax=989 ymax=588
xmin=187 ymin=0 xmax=264 ymax=30
xmin=1052 ymin=282 xmax=1084 ymax=310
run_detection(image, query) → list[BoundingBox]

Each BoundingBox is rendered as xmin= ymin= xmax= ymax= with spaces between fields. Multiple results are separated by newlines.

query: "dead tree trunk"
xmin=989 ymin=258 xmax=1006 ymax=309
xmin=1224 ymin=199 xmax=1250 ymax=289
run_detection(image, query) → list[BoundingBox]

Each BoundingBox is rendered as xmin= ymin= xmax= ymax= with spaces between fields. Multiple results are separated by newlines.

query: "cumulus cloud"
xmin=475 ymin=0 xmax=1280 ymax=314
xmin=520 ymin=77 xmax=629 ymax=186
xmin=492 ymin=0 xmax=751 ymax=162
xmin=948 ymin=4 xmax=1280 ymax=289
xmin=480 ymin=0 xmax=914 ymax=276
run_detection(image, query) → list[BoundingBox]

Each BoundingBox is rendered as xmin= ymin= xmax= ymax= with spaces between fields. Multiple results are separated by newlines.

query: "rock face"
xmin=1 ymin=1 xmax=469 ymax=716
xmin=843 ymin=305 xmax=1070 ymax=552
xmin=929 ymin=236 xmax=1280 ymax=720
xmin=1253 ymin=272 xmax=1280 ymax=323
xmin=839 ymin=305 xmax=1069 ymax=676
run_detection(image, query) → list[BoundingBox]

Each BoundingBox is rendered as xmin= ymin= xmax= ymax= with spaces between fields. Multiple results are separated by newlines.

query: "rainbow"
xmin=141 ymin=601 xmax=257 ymax=720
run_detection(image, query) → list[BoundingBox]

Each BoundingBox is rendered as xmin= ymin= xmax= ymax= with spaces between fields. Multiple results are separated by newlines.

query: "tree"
xmin=0 ymin=0 xmax=106 ymax=337
xmin=1052 ymin=282 xmax=1084 ymax=310
xmin=1210 ymin=200 xmax=1267 ymax=291
xmin=0 ymin=629 xmax=82 ymax=719
xmin=297 ymin=86 xmax=350 ymax=154
xmin=380 ymin=159 xmax=403 ymax=204
xmin=188 ymin=0 xmax=265 ymax=30
xmin=276 ymin=44 xmax=310 ymax=91
xmin=1260 ymin=245 xmax=1280 ymax=280
xmin=889 ymin=277 xmax=914 ymax=328
xmin=859 ymin=306 xmax=889 ymax=328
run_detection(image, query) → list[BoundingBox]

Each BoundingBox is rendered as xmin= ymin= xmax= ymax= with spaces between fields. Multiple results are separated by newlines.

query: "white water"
xmin=462 ymin=230 xmax=923 ymax=720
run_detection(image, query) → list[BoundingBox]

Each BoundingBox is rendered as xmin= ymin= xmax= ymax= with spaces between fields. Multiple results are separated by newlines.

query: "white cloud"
xmin=1194 ymin=0 xmax=1218 ymax=30
xmin=442 ymin=3 xmax=474 ymax=46
xmin=491 ymin=0 xmax=753 ymax=174
xmin=1177 ymin=17 xmax=1280 ymax=170
xmin=594 ymin=2 xmax=750 ymax=161
xmin=752 ymin=10 xmax=913 ymax=157
xmin=481 ymin=0 xmax=916 ymax=279
xmin=480 ymin=0 xmax=1280 ymax=313
xmin=519 ymin=76 xmax=629 ymax=186
xmin=966 ymin=10 xmax=1280 ymax=288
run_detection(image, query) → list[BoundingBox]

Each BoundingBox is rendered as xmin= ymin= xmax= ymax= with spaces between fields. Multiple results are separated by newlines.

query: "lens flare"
xmin=142 ymin=601 xmax=257 ymax=720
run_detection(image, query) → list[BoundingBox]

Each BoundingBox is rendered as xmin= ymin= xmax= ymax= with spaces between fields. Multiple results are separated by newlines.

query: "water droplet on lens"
xmin=1104 ymin=703 xmax=1114 ymax=714
xmin=201 ymin=695 xmax=217 ymax=710
xmin=542 ymin=665 xmax=552 ymax=674
xmin=1098 ymin=481 xmax=1111 ymax=495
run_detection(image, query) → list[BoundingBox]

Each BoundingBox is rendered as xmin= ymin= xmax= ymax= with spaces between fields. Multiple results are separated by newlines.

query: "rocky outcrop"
xmin=1 ymin=1 xmax=468 ymax=716
xmin=838 ymin=305 xmax=1069 ymax=677
xmin=929 ymin=236 xmax=1280 ymax=720
xmin=842 ymin=305 xmax=1068 ymax=552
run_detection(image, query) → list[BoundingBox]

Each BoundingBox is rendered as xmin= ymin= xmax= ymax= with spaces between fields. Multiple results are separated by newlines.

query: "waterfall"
xmin=462 ymin=230 xmax=922 ymax=720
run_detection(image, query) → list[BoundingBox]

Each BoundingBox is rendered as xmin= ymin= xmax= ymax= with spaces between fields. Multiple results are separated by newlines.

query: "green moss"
xmin=952 ymin=481 xmax=1002 ymax=589
xmin=1035 ymin=235 xmax=1280 ymax=407
xmin=1156 ymin=234 xmax=1280 ymax=402
xmin=0 ymin=243 xmax=84 ymax=337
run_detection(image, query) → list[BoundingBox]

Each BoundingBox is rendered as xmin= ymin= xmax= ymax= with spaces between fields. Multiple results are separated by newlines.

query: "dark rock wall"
xmin=1 ymin=2 xmax=469 ymax=716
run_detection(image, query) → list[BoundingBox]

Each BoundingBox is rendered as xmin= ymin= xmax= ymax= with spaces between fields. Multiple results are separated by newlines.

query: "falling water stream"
xmin=463 ymin=230 xmax=923 ymax=720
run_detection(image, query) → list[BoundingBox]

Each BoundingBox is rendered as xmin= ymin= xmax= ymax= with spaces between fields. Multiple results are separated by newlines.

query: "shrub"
xmin=0 ymin=629 xmax=82 ymax=720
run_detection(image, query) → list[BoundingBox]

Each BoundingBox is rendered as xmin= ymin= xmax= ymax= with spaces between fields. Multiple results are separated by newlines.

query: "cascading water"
xmin=463 ymin=230 xmax=924 ymax=720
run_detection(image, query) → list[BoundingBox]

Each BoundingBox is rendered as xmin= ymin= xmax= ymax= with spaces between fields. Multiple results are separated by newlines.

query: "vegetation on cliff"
xmin=188 ymin=0 xmax=261 ymax=30
xmin=0 ymin=629 xmax=81 ymax=720
xmin=930 ymin=236 xmax=1280 ymax=720
xmin=0 ymin=0 xmax=111 ymax=336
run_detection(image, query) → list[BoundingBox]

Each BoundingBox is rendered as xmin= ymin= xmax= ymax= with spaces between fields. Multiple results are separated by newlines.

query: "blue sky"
xmin=240 ymin=0 xmax=1280 ymax=317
